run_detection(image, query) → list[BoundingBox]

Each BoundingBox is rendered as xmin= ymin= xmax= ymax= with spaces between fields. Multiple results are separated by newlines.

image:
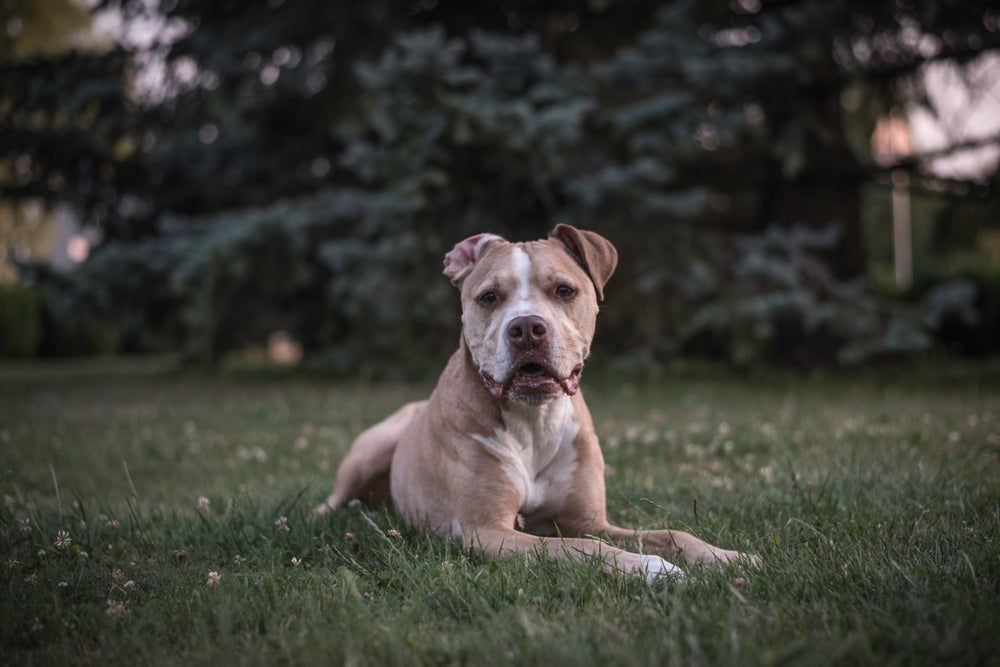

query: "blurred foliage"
xmin=678 ymin=225 xmax=934 ymax=368
xmin=913 ymin=258 xmax=1000 ymax=357
xmin=2 ymin=0 xmax=1000 ymax=369
xmin=0 ymin=284 xmax=41 ymax=357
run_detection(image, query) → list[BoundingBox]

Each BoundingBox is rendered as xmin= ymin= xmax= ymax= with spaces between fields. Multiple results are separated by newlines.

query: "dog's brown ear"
xmin=443 ymin=233 xmax=505 ymax=286
xmin=549 ymin=224 xmax=618 ymax=300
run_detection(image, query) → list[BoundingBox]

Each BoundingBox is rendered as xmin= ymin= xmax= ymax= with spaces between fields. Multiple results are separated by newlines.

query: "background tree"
xmin=2 ymin=0 xmax=997 ymax=368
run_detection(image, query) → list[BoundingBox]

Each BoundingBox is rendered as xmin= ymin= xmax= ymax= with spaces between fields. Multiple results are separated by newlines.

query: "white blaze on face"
xmin=493 ymin=247 xmax=538 ymax=373
xmin=512 ymin=247 xmax=532 ymax=303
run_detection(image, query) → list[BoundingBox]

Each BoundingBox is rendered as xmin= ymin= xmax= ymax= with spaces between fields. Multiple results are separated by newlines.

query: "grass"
xmin=1 ymin=356 xmax=998 ymax=666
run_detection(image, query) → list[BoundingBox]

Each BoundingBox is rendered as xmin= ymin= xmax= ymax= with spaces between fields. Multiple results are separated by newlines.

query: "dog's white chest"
xmin=472 ymin=397 xmax=580 ymax=515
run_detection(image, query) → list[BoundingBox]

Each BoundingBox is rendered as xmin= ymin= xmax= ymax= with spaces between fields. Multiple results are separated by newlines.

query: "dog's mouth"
xmin=518 ymin=362 xmax=547 ymax=376
xmin=481 ymin=363 xmax=582 ymax=401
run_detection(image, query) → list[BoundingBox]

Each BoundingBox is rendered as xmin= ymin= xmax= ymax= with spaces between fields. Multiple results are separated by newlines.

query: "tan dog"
xmin=315 ymin=225 xmax=755 ymax=581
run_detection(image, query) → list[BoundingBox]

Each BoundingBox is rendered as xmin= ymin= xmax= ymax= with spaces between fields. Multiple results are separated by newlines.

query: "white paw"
xmin=640 ymin=554 xmax=684 ymax=583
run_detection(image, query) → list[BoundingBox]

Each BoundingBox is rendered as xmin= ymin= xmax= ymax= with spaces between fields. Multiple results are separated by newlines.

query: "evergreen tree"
xmin=2 ymin=0 xmax=997 ymax=366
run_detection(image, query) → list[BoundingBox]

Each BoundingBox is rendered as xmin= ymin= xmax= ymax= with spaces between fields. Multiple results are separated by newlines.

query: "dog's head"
xmin=443 ymin=224 xmax=617 ymax=405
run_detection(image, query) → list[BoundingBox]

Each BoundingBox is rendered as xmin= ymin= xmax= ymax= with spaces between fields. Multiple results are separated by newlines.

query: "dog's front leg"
xmin=596 ymin=525 xmax=760 ymax=568
xmin=463 ymin=526 xmax=684 ymax=582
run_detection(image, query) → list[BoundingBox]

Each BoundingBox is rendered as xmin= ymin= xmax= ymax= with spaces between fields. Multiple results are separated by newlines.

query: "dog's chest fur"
xmin=471 ymin=395 xmax=579 ymax=516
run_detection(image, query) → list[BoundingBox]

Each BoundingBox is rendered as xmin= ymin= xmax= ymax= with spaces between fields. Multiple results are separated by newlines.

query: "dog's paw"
xmin=640 ymin=554 xmax=684 ymax=583
xmin=311 ymin=501 xmax=335 ymax=517
xmin=725 ymin=550 xmax=762 ymax=569
xmin=710 ymin=548 xmax=762 ymax=569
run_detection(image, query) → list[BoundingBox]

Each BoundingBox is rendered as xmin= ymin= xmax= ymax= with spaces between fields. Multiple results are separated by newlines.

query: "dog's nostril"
xmin=508 ymin=315 xmax=546 ymax=349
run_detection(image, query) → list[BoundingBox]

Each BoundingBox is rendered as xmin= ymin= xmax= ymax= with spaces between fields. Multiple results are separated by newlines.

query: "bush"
xmin=919 ymin=257 xmax=1000 ymax=356
xmin=0 ymin=285 xmax=41 ymax=358
xmin=11 ymin=265 xmax=123 ymax=358
xmin=676 ymin=225 xmax=932 ymax=369
xmin=36 ymin=284 xmax=119 ymax=357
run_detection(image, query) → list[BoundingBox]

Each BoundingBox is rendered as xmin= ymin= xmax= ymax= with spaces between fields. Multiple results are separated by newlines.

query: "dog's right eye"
xmin=478 ymin=291 xmax=498 ymax=307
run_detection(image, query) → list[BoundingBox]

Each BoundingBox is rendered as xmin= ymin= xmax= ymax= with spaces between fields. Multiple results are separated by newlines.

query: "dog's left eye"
xmin=555 ymin=284 xmax=576 ymax=300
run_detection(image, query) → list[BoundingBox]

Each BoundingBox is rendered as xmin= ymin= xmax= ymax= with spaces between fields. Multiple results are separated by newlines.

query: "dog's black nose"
xmin=508 ymin=315 xmax=548 ymax=350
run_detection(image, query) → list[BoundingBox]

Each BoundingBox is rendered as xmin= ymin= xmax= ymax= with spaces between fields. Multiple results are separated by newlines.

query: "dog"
xmin=315 ymin=225 xmax=756 ymax=581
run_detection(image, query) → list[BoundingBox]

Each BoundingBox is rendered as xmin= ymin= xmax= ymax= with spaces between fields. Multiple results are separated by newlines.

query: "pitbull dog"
xmin=315 ymin=225 xmax=755 ymax=581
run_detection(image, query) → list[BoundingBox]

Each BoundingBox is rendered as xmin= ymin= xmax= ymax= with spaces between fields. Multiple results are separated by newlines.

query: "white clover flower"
xmin=54 ymin=530 xmax=72 ymax=550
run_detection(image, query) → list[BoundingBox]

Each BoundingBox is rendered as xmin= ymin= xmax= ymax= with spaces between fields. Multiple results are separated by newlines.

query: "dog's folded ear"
xmin=443 ymin=233 xmax=505 ymax=286
xmin=549 ymin=225 xmax=618 ymax=300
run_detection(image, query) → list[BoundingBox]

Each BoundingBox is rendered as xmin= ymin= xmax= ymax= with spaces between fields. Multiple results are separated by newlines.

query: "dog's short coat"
xmin=315 ymin=225 xmax=756 ymax=581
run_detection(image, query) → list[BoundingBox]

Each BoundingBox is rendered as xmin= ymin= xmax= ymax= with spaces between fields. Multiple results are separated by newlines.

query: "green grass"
xmin=2 ymin=357 xmax=998 ymax=666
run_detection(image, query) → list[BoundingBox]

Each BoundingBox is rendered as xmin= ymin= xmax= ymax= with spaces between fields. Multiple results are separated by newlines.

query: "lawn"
xmin=1 ymin=357 xmax=998 ymax=666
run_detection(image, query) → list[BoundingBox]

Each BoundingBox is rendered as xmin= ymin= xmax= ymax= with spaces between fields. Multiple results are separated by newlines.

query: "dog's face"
xmin=443 ymin=225 xmax=617 ymax=405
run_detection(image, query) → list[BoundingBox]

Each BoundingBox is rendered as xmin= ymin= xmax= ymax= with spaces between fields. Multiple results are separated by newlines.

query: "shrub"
xmin=677 ymin=225 xmax=932 ymax=369
xmin=36 ymin=284 xmax=119 ymax=357
xmin=919 ymin=257 xmax=1000 ymax=356
xmin=0 ymin=285 xmax=41 ymax=358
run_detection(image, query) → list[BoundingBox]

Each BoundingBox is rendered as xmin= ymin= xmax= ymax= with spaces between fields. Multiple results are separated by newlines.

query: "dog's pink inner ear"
xmin=443 ymin=233 xmax=504 ymax=285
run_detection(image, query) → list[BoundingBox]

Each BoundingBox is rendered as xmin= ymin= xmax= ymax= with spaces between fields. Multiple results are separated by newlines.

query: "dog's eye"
xmin=478 ymin=291 xmax=498 ymax=307
xmin=555 ymin=284 xmax=576 ymax=300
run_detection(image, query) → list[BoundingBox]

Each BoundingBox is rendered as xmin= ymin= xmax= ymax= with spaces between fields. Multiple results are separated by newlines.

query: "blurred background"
xmin=1 ymin=0 xmax=998 ymax=375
